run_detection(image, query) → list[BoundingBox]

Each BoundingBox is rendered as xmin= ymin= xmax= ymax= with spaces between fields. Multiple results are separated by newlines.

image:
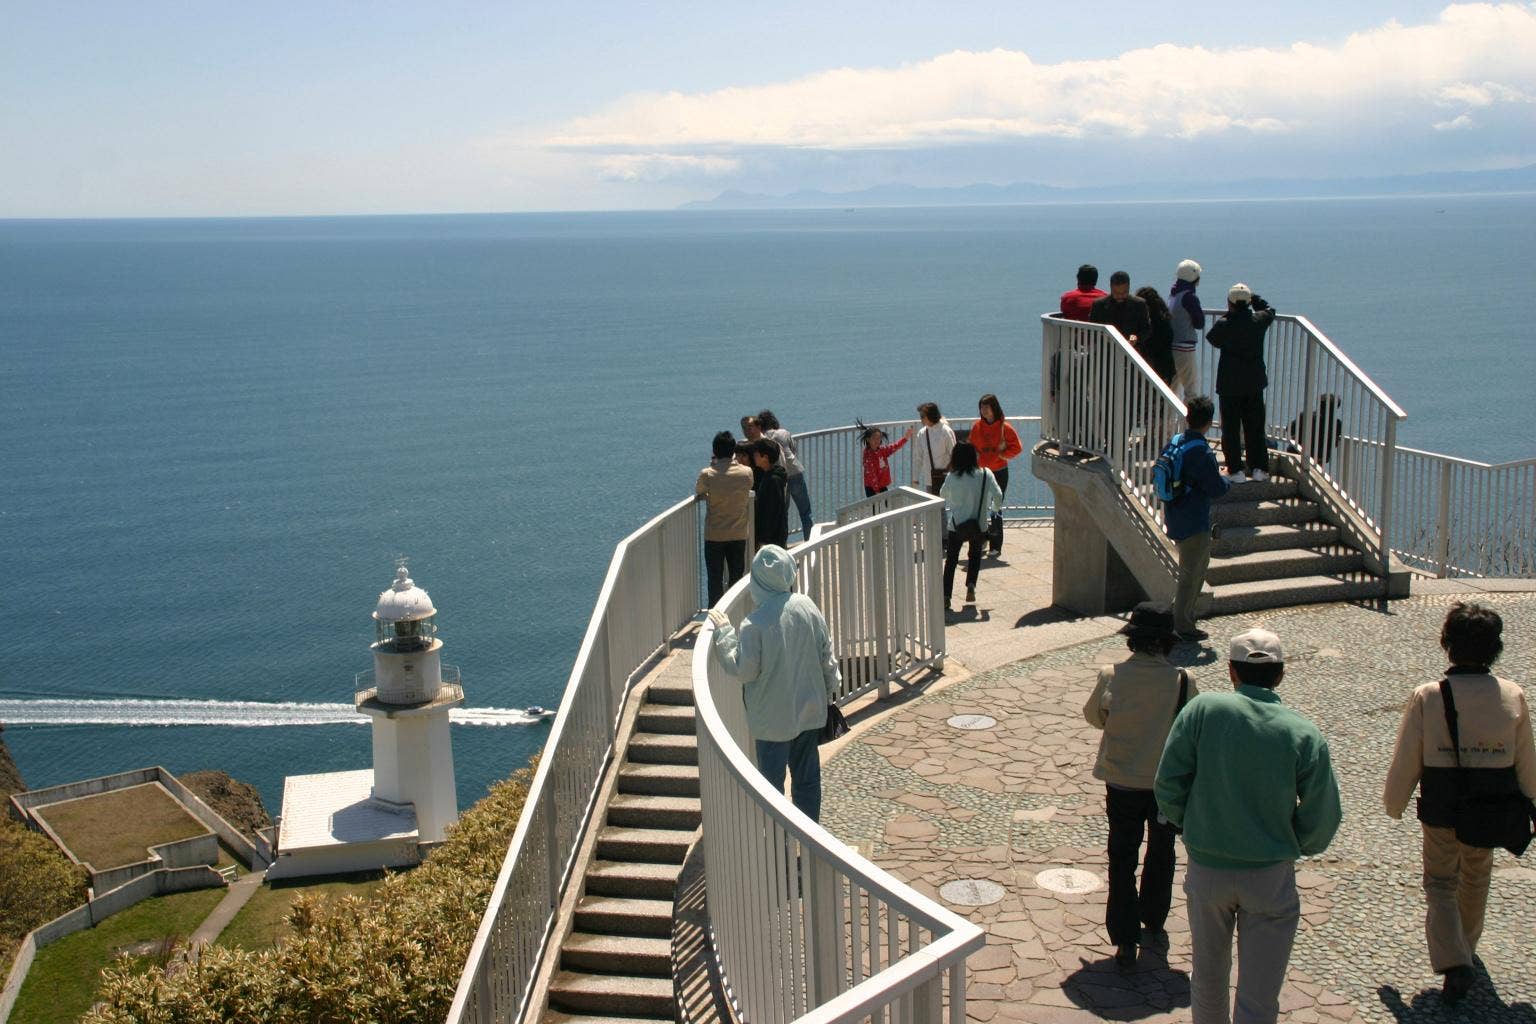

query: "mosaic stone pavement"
xmin=822 ymin=593 xmax=1536 ymax=1023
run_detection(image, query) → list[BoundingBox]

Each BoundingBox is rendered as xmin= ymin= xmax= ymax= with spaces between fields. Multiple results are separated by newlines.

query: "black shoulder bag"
xmin=820 ymin=703 xmax=849 ymax=744
xmin=1439 ymin=678 xmax=1535 ymax=856
xmin=952 ymin=471 xmax=989 ymax=543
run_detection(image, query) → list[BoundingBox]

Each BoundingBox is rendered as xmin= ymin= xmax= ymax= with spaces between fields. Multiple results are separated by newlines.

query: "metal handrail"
xmin=447 ymin=496 xmax=702 ymax=1024
xmin=694 ymin=487 xmax=983 ymax=1024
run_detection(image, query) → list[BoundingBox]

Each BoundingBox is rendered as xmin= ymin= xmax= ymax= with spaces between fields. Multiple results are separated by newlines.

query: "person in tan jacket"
xmin=1383 ymin=602 xmax=1536 ymax=1005
xmin=1083 ymin=602 xmax=1195 ymax=968
xmin=696 ymin=430 xmax=754 ymax=606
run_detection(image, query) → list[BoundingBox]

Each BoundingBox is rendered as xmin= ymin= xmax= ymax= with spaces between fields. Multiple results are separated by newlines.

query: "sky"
xmin=2 ymin=1 xmax=1534 ymax=217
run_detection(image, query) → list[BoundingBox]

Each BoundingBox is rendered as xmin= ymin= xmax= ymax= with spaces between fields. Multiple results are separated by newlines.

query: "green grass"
xmin=214 ymin=873 xmax=386 ymax=953
xmin=33 ymin=785 xmax=209 ymax=870
xmin=8 ymin=887 xmax=224 ymax=1024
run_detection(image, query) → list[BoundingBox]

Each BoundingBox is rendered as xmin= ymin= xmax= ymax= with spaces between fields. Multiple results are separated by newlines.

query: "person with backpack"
xmin=938 ymin=441 xmax=1002 ymax=610
xmin=1382 ymin=602 xmax=1536 ymax=1005
xmin=1083 ymin=602 xmax=1196 ymax=969
xmin=1206 ymin=284 xmax=1277 ymax=483
xmin=1156 ymin=396 xmax=1230 ymax=642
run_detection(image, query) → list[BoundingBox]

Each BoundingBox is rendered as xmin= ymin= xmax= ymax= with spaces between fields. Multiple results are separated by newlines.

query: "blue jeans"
xmin=786 ymin=473 xmax=814 ymax=539
xmin=756 ymin=727 xmax=822 ymax=822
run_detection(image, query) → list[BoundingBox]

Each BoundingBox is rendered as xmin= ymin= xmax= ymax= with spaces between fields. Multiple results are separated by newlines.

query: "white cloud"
xmin=598 ymin=153 xmax=741 ymax=182
xmin=547 ymin=4 xmax=1536 ymax=152
xmin=1434 ymin=113 xmax=1477 ymax=130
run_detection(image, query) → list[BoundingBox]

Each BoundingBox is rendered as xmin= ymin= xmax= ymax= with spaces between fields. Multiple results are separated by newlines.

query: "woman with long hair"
xmin=938 ymin=442 xmax=1002 ymax=610
xmin=968 ymin=394 xmax=1022 ymax=557
xmin=1135 ymin=286 xmax=1177 ymax=386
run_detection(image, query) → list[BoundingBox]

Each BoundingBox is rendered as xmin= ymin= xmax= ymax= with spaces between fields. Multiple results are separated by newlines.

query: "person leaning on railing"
xmin=697 ymin=430 xmax=755 ymax=606
xmin=708 ymin=545 xmax=842 ymax=822
xmin=1382 ymin=601 xmax=1536 ymax=1006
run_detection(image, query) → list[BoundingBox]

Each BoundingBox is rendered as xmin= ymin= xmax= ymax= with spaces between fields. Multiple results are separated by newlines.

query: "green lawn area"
xmin=214 ymin=872 xmax=386 ymax=952
xmin=33 ymin=784 xmax=209 ymax=870
xmin=8 ymin=887 xmax=224 ymax=1024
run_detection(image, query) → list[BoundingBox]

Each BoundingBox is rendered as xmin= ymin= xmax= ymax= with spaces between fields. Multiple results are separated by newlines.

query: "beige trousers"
xmin=1174 ymin=531 xmax=1212 ymax=634
xmin=1422 ymin=824 xmax=1493 ymax=972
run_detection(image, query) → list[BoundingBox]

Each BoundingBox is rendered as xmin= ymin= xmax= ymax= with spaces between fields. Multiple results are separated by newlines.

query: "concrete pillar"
xmin=1047 ymin=484 xmax=1146 ymax=616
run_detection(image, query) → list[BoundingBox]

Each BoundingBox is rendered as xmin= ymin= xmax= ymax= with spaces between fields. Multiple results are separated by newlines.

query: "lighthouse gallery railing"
xmin=694 ymin=486 xmax=983 ymax=1024
xmin=448 ymin=496 xmax=701 ymax=1024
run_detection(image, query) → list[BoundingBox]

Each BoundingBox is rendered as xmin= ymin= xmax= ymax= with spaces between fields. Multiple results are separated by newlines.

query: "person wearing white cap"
xmin=1155 ymin=628 xmax=1342 ymax=1024
xmin=1167 ymin=259 xmax=1205 ymax=400
xmin=1206 ymin=284 xmax=1277 ymax=484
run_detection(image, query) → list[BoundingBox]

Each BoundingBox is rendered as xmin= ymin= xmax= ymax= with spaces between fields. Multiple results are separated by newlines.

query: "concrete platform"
xmin=821 ymin=523 xmax=1536 ymax=1023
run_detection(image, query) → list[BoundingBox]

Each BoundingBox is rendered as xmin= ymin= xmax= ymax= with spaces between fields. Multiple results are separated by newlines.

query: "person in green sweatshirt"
xmin=1154 ymin=628 xmax=1342 ymax=1024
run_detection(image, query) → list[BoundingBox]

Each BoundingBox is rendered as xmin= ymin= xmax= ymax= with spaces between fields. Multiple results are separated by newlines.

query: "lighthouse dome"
xmin=374 ymin=565 xmax=436 ymax=623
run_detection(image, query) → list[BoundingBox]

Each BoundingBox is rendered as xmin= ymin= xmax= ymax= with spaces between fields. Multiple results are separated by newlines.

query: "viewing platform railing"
xmin=448 ymin=497 xmax=701 ymax=1024
xmin=695 ymin=485 xmax=983 ymax=1024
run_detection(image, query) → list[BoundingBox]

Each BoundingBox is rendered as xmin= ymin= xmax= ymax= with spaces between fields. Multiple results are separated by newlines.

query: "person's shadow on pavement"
xmin=1379 ymin=978 xmax=1536 ymax=1022
xmin=1062 ymin=951 xmax=1190 ymax=1021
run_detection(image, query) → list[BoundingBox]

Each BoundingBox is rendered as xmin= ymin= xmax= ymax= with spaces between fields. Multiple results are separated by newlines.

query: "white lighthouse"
xmin=355 ymin=564 xmax=463 ymax=843
xmin=268 ymin=563 xmax=464 ymax=880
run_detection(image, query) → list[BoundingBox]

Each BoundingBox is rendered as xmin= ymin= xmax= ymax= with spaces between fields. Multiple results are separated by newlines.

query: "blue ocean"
xmin=3 ymin=196 xmax=1533 ymax=814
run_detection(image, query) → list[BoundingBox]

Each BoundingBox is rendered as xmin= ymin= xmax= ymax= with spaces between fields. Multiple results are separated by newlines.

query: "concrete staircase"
xmin=544 ymin=676 xmax=699 ymax=1024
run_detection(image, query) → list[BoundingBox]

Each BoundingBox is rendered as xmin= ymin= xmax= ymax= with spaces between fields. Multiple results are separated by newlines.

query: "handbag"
xmin=819 ymin=702 xmax=849 ymax=744
xmin=952 ymin=471 xmax=989 ymax=543
xmin=1439 ymin=678 xmax=1535 ymax=856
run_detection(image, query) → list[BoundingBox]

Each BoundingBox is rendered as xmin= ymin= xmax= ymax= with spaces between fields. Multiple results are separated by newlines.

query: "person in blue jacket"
xmin=709 ymin=545 xmax=842 ymax=822
xmin=1163 ymin=396 xmax=1230 ymax=642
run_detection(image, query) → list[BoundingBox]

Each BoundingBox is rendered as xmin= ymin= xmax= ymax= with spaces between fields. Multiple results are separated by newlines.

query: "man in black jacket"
xmin=1090 ymin=271 xmax=1152 ymax=351
xmin=1206 ymin=284 xmax=1276 ymax=483
xmin=751 ymin=437 xmax=791 ymax=550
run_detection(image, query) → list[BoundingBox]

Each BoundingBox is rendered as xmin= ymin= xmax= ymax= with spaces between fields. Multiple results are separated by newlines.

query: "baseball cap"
xmin=1228 ymin=282 xmax=1253 ymax=304
xmin=1229 ymin=628 xmax=1283 ymax=663
xmin=1176 ymin=259 xmax=1202 ymax=282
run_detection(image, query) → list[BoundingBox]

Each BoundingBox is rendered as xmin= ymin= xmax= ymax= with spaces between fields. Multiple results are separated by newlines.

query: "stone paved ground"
xmin=822 ymin=542 xmax=1536 ymax=1023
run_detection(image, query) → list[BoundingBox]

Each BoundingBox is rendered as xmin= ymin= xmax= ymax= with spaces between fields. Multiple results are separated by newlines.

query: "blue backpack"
xmin=1153 ymin=432 xmax=1207 ymax=503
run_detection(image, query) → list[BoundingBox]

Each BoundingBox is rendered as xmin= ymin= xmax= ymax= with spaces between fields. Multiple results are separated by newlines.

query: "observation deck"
xmin=448 ymin=310 xmax=1536 ymax=1024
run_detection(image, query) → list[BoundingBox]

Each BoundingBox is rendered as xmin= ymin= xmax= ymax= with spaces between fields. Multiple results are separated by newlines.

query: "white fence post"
xmin=1436 ymin=460 xmax=1453 ymax=578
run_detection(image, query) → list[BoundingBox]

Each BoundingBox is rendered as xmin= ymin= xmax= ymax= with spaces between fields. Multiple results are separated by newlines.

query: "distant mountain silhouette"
xmin=679 ymin=165 xmax=1536 ymax=210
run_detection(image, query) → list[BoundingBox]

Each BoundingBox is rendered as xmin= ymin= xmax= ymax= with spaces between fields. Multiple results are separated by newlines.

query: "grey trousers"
xmin=1173 ymin=348 xmax=1201 ymax=400
xmin=1174 ymin=531 xmax=1212 ymax=633
xmin=1185 ymin=861 xmax=1300 ymax=1024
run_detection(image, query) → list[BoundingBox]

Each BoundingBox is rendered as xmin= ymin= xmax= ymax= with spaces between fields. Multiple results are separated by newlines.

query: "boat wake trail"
xmin=0 ymin=698 xmax=548 ymax=728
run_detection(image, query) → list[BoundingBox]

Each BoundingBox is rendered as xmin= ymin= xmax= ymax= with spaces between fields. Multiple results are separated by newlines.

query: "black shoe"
xmin=1177 ymin=629 xmax=1209 ymax=642
xmin=1442 ymin=964 xmax=1475 ymax=1005
xmin=1114 ymin=942 xmax=1137 ymax=969
xmin=1140 ymin=925 xmax=1168 ymax=949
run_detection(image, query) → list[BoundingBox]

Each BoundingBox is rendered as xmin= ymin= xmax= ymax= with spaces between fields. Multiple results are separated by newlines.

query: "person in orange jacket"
xmin=969 ymin=393 xmax=1022 ymax=557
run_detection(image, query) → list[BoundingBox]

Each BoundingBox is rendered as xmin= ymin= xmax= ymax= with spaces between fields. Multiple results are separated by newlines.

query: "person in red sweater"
xmin=860 ymin=423 xmax=914 ymax=496
xmin=1060 ymin=264 xmax=1107 ymax=322
xmin=969 ymin=394 xmax=1023 ymax=556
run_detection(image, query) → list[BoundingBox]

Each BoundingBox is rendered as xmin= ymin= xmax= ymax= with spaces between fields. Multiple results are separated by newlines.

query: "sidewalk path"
xmin=822 ymin=524 xmax=1536 ymax=1023
xmin=185 ymin=868 xmax=266 ymax=959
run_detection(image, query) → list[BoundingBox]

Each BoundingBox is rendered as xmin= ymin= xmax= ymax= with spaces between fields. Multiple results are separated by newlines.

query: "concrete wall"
xmin=8 ymin=767 xmax=161 ymax=813
xmin=155 ymin=771 xmax=270 ymax=870
xmin=266 ymin=836 xmax=420 ymax=881
xmin=0 ymin=866 xmax=224 ymax=1024
xmin=151 ymin=832 xmax=219 ymax=871
xmin=90 ymin=858 xmax=160 ymax=896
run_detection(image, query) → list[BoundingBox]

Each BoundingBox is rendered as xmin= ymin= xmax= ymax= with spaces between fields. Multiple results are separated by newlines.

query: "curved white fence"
xmin=1376 ymin=445 xmax=1536 ymax=578
xmin=448 ymin=497 xmax=701 ymax=1024
xmin=694 ymin=487 xmax=984 ymax=1024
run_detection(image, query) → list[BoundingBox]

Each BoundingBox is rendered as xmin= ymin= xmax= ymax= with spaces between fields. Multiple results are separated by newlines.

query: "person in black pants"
xmin=938 ymin=442 xmax=1001 ymax=609
xmin=1206 ymin=283 xmax=1277 ymax=483
xmin=697 ymin=430 xmax=754 ymax=606
xmin=751 ymin=437 xmax=790 ymax=550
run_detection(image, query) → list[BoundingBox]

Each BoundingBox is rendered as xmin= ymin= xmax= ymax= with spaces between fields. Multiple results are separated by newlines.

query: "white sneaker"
xmin=1227 ymin=471 xmax=1248 ymax=484
xmin=1251 ymin=469 xmax=1270 ymax=482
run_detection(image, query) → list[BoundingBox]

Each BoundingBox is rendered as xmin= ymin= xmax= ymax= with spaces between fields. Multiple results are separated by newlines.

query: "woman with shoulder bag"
xmin=915 ymin=401 xmax=956 ymax=495
xmin=938 ymin=442 xmax=1001 ymax=611
xmin=1383 ymin=602 xmax=1536 ymax=1005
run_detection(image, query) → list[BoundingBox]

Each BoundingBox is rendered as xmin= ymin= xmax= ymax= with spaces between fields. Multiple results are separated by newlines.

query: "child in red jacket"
xmin=860 ymin=422 xmax=914 ymax=496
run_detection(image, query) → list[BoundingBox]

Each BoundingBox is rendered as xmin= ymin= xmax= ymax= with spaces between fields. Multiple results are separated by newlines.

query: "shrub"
xmin=0 ymin=820 xmax=90 ymax=952
xmin=84 ymin=764 xmax=532 ymax=1024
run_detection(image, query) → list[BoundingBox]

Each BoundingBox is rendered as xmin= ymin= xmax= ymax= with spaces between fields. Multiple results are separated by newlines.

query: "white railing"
xmin=694 ymin=487 xmax=983 ymax=1024
xmin=793 ymin=417 xmax=1053 ymax=525
xmin=1371 ymin=444 xmax=1536 ymax=578
xmin=448 ymin=497 xmax=702 ymax=1024
xmin=1039 ymin=315 xmax=1189 ymax=534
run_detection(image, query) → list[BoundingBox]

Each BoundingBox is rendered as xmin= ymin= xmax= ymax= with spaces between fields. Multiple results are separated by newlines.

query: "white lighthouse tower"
xmin=355 ymin=564 xmax=464 ymax=843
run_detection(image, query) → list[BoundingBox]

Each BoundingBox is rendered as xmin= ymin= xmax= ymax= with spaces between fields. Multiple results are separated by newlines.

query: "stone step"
xmin=547 ymin=971 xmax=676 ymax=1018
xmin=1211 ymin=498 xmax=1320 ymax=528
xmin=1208 ymin=573 xmax=1386 ymax=615
xmin=545 ymin=1013 xmax=673 ymax=1024
xmin=1207 ymin=546 xmax=1365 ymax=586
xmin=617 ymin=763 xmax=700 ymax=798
xmin=595 ymin=826 xmax=693 ymax=864
xmin=1212 ymin=477 xmax=1300 ymax=502
xmin=645 ymin=681 xmax=695 ymax=707
xmin=635 ymin=704 xmax=696 ymax=735
xmin=561 ymin=932 xmax=673 ymax=976
xmin=1211 ymin=522 xmax=1342 ymax=557
xmin=626 ymin=733 xmax=697 ymax=766
xmin=585 ymin=859 xmax=684 ymax=900
xmin=606 ymin=793 xmax=701 ymax=831
xmin=574 ymin=896 xmax=675 ymax=938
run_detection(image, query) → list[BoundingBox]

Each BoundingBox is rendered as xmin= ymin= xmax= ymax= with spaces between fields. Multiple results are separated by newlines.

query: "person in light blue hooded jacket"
xmin=709 ymin=544 xmax=842 ymax=822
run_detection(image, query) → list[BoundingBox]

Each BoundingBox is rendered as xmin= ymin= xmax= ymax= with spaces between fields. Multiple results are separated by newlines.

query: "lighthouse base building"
xmin=269 ymin=565 xmax=464 ymax=881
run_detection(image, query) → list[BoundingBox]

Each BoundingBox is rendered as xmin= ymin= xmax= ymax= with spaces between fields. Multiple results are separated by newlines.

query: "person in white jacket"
xmin=914 ymin=401 xmax=956 ymax=495
xmin=709 ymin=545 xmax=842 ymax=821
